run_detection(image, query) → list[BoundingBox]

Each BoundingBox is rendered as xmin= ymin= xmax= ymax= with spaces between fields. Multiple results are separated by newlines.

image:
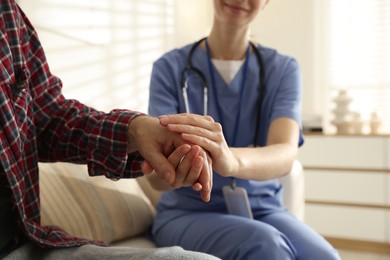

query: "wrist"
xmin=228 ymin=148 xmax=241 ymax=177
xmin=127 ymin=114 xmax=147 ymax=153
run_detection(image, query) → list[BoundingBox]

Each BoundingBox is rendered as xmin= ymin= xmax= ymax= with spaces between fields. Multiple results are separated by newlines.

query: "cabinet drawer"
xmin=387 ymin=138 xmax=390 ymax=168
xmin=388 ymin=174 xmax=390 ymax=206
xmin=305 ymin=170 xmax=387 ymax=205
xmin=298 ymin=136 xmax=385 ymax=169
xmin=305 ymin=204 xmax=387 ymax=242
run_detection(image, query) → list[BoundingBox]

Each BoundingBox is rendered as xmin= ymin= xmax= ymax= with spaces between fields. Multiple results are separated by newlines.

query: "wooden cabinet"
xmin=299 ymin=136 xmax=385 ymax=169
xmin=298 ymin=135 xmax=390 ymax=253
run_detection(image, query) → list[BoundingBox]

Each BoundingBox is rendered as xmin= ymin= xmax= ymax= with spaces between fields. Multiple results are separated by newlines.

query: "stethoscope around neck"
xmin=180 ymin=37 xmax=266 ymax=147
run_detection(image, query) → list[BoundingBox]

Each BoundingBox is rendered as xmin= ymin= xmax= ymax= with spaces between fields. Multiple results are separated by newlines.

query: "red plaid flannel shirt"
xmin=0 ymin=0 xmax=143 ymax=248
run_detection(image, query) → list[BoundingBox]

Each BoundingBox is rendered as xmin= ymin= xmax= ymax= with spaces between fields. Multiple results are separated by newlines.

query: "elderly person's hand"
xmin=127 ymin=115 xmax=212 ymax=202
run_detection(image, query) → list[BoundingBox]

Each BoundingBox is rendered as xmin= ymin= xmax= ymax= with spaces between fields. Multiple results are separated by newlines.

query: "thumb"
xmin=141 ymin=160 xmax=154 ymax=174
xmin=146 ymin=153 xmax=176 ymax=184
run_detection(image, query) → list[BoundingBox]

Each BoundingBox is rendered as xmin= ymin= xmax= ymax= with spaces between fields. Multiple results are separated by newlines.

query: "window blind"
xmin=323 ymin=0 xmax=390 ymax=133
xmin=19 ymin=0 xmax=174 ymax=113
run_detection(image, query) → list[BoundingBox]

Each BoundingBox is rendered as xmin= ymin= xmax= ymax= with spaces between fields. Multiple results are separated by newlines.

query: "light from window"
xmin=19 ymin=0 xmax=175 ymax=113
xmin=326 ymin=0 xmax=390 ymax=134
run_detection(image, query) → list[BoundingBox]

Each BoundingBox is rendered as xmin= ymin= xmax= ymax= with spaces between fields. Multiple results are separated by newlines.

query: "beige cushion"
xmin=39 ymin=162 xmax=156 ymax=244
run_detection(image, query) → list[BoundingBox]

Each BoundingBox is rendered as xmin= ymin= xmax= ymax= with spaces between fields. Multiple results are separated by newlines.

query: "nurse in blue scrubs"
xmin=146 ymin=0 xmax=340 ymax=259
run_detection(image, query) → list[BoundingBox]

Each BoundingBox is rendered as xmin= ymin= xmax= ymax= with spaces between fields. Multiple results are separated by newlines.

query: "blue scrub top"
xmin=148 ymin=41 xmax=304 ymax=214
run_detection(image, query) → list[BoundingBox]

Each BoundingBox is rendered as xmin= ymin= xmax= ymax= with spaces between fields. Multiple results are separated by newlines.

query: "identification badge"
xmin=222 ymin=186 xmax=253 ymax=219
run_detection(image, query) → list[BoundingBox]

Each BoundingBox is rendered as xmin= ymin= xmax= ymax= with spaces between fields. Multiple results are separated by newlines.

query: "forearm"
xmin=230 ymin=143 xmax=297 ymax=181
xmin=159 ymin=114 xmax=300 ymax=181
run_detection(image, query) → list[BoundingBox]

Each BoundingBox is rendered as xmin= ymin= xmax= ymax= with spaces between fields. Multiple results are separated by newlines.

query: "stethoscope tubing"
xmin=181 ymin=37 xmax=209 ymax=116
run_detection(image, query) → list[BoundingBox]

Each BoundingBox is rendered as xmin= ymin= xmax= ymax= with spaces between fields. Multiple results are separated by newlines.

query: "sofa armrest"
xmin=39 ymin=162 xmax=156 ymax=244
xmin=279 ymin=160 xmax=305 ymax=221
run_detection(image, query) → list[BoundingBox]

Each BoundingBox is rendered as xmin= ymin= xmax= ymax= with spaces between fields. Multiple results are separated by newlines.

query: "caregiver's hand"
xmin=159 ymin=113 xmax=239 ymax=178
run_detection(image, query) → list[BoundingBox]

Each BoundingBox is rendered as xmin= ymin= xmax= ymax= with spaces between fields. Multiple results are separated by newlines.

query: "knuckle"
xmin=216 ymin=132 xmax=224 ymax=140
xmin=215 ymin=122 xmax=223 ymax=131
xmin=205 ymin=115 xmax=214 ymax=122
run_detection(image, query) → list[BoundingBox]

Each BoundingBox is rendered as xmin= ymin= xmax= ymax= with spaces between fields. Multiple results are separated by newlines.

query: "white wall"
xmin=251 ymin=0 xmax=320 ymax=118
xmin=174 ymin=0 xmax=213 ymax=47
xmin=18 ymin=0 xmax=177 ymax=113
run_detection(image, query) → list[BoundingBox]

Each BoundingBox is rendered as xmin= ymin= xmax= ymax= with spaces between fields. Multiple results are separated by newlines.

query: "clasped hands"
xmin=128 ymin=115 xmax=214 ymax=202
xmin=129 ymin=113 xmax=234 ymax=203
